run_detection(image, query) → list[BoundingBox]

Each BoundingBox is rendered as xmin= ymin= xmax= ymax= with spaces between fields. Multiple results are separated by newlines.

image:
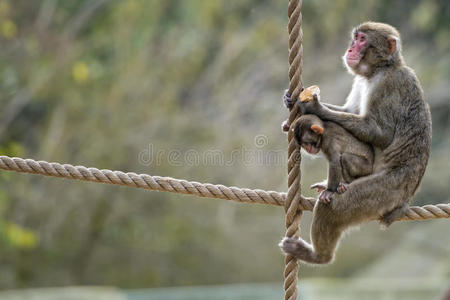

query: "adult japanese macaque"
xmin=279 ymin=22 xmax=432 ymax=264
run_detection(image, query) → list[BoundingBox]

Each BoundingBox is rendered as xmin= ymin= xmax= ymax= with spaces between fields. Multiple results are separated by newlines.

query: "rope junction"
xmin=1 ymin=156 xmax=448 ymax=222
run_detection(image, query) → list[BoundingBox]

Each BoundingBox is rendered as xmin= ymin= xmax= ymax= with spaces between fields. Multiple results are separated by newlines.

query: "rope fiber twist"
xmin=284 ymin=1 xmax=304 ymax=299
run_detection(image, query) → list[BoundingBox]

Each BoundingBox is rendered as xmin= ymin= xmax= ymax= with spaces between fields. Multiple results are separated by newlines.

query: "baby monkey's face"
xmin=292 ymin=115 xmax=324 ymax=155
xmin=300 ymin=134 xmax=321 ymax=155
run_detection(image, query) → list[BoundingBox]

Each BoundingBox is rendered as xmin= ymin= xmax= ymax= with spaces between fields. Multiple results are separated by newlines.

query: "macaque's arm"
xmin=299 ymin=98 xmax=383 ymax=144
xmin=320 ymin=109 xmax=382 ymax=144
xmin=326 ymin=156 xmax=342 ymax=192
xmin=317 ymin=155 xmax=342 ymax=203
xmin=323 ymin=103 xmax=349 ymax=112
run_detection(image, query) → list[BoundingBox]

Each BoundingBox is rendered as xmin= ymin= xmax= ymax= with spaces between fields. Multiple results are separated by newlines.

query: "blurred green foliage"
xmin=0 ymin=0 xmax=448 ymax=292
xmin=0 ymin=221 xmax=38 ymax=249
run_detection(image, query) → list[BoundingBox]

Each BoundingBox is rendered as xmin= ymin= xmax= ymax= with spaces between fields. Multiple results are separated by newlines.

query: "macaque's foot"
xmin=279 ymin=237 xmax=307 ymax=256
xmin=281 ymin=120 xmax=291 ymax=132
xmin=319 ymin=190 xmax=335 ymax=203
xmin=283 ymin=89 xmax=294 ymax=109
xmin=310 ymin=181 xmax=327 ymax=193
xmin=337 ymin=183 xmax=349 ymax=194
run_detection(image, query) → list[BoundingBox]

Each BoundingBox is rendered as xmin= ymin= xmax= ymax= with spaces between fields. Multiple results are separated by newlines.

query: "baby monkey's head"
xmin=292 ymin=114 xmax=324 ymax=155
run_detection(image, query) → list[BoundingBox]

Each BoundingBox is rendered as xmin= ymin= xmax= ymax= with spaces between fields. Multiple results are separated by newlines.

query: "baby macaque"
xmin=292 ymin=113 xmax=374 ymax=203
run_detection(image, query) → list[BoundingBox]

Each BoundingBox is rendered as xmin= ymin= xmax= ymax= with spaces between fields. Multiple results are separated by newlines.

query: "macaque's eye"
xmin=360 ymin=36 xmax=365 ymax=41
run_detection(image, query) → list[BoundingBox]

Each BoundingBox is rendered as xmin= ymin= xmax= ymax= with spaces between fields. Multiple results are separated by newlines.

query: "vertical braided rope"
xmin=284 ymin=1 xmax=303 ymax=300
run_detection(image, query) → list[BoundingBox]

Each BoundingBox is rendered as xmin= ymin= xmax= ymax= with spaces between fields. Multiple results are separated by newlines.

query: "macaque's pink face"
xmin=345 ymin=31 xmax=368 ymax=68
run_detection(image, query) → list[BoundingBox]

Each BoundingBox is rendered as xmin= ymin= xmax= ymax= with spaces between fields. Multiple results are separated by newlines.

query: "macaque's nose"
xmin=348 ymin=49 xmax=353 ymax=53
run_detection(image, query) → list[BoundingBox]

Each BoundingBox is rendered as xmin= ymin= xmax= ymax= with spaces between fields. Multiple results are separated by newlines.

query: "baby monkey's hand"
xmin=337 ymin=183 xmax=349 ymax=194
xmin=319 ymin=190 xmax=335 ymax=203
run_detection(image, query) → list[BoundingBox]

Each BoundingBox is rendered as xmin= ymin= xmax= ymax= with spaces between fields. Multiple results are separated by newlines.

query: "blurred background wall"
xmin=0 ymin=0 xmax=448 ymax=298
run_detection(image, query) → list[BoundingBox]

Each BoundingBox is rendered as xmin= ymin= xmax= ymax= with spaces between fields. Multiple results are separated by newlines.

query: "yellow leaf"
xmin=5 ymin=222 xmax=38 ymax=249
xmin=72 ymin=62 xmax=90 ymax=83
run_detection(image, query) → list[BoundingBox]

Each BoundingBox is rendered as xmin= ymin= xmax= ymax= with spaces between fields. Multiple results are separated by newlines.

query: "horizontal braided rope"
xmin=0 ymin=156 xmax=449 ymax=221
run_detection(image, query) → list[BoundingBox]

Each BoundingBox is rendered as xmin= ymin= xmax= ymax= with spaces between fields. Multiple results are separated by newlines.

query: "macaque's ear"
xmin=387 ymin=36 xmax=398 ymax=55
xmin=311 ymin=124 xmax=324 ymax=134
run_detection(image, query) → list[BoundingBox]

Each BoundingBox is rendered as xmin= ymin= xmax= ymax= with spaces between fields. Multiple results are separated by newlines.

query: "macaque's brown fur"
xmin=292 ymin=114 xmax=374 ymax=203
xmin=280 ymin=22 xmax=432 ymax=264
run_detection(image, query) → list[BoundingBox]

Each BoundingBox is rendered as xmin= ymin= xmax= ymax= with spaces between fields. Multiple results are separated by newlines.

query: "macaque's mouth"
xmin=346 ymin=56 xmax=360 ymax=66
xmin=302 ymin=143 xmax=321 ymax=155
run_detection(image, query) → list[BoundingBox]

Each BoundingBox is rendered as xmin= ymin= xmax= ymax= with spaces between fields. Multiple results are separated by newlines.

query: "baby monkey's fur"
xmin=292 ymin=114 xmax=374 ymax=202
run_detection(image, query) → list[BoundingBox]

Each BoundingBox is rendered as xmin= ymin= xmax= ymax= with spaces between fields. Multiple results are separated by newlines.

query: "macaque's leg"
xmin=280 ymin=202 xmax=343 ymax=264
xmin=340 ymin=153 xmax=373 ymax=182
xmin=282 ymin=172 xmax=409 ymax=264
xmin=306 ymin=174 xmax=406 ymax=264
xmin=310 ymin=202 xmax=344 ymax=264
xmin=330 ymin=172 xmax=406 ymax=223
